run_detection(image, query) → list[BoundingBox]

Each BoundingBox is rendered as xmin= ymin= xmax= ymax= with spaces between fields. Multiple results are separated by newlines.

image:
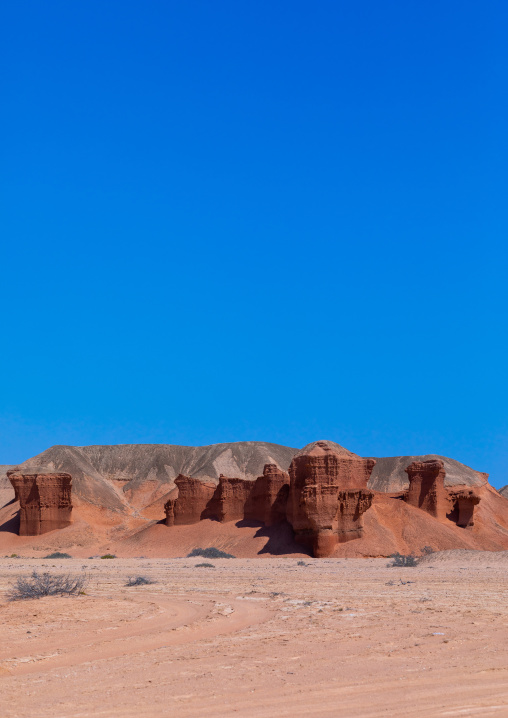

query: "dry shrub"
xmin=7 ymin=571 xmax=88 ymax=601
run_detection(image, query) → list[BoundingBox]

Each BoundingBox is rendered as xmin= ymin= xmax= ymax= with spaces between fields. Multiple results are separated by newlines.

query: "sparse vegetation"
xmin=7 ymin=571 xmax=88 ymax=601
xmin=388 ymin=552 xmax=419 ymax=567
xmin=100 ymin=554 xmax=116 ymax=559
xmin=420 ymin=546 xmax=434 ymax=556
xmin=187 ymin=547 xmax=235 ymax=559
xmin=125 ymin=576 xmax=156 ymax=586
xmin=297 ymin=560 xmax=307 ymax=566
xmin=195 ymin=562 xmax=215 ymax=568
xmin=44 ymin=552 xmax=72 ymax=559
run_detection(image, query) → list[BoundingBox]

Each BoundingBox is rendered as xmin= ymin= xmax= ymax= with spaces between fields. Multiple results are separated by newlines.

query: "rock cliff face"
xmin=164 ymin=475 xmax=216 ymax=526
xmin=7 ymin=471 xmax=73 ymax=536
xmin=11 ymin=442 xmax=297 ymax=512
xmin=163 ymin=443 xmax=377 ymax=557
xmin=404 ymin=459 xmax=447 ymax=520
xmin=4 ymin=442 xmax=489 ymax=519
xmin=204 ymin=476 xmax=254 ymax=523
xmin=448 ymin=488 xmax=480 ymax=527
xmin=245 ymin=464 xmax=290 ymax=526
xmin=403 ymin=461 xmax=481 ymax=528
xmin=164 ymin=464 xmax=291 ymax=528
xmin=286 ymin=441 xmax=375 ymax=557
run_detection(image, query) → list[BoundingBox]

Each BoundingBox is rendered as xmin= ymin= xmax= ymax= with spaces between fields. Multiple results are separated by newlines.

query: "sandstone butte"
xmin=6 ymin=470 xmax=72 ymax=536
xmin=1 ymin=439 xmax=508 ymax=557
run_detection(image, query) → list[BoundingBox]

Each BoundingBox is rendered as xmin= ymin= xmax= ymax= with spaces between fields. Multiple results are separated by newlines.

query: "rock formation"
xmin=404 ymin=461 xmax=481 ymax=528
xmin=203 ymin=476 xmax=254 ymax=523
xmin=337 ymin=490 xmax=374 ymax=542
xmin=244 ymin=464 xmax=290 ymax=526
xmin=164 ymin=475 xmax=216 ymax=526
xmin=164 ymin=464 xmax=290 ymax=528
xmin=448 ymin=487 xmax=480 ymax=527
xmin=404 ymin=459 xmax=447 ymax=520
xmin=7 ymin=470 xmax=73 ymax=536
xmin=7 ymin=442 xmax=489 ymax=518
xmin=286 ymin=441 xmax=375 ymax=557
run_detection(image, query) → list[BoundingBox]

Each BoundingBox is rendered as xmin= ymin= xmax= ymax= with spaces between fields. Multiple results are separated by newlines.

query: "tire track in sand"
xmin=2 ymin=594 xmax=273 ymax=676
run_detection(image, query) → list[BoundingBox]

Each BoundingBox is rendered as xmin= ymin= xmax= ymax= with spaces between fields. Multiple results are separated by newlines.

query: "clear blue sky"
xmin=1 ymin=1 xmax=507 ymax=486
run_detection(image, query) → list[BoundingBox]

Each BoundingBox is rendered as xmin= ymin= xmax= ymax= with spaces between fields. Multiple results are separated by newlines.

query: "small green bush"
xmin=195 ymin=562 xmax=215 ymax=568
xmin=187 ymin=547 xmax=235 ymax=559
xmin=297 ymin=560 xmax=307 ymax=566
xmin=44 ymin=552 xmax=72 ymax=559
xmin=100 ymin=554 xmax=116 ymax=559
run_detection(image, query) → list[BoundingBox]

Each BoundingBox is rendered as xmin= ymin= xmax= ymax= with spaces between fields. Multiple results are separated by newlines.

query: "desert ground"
xmin=1 ymin=550 xmax=508 ymax=717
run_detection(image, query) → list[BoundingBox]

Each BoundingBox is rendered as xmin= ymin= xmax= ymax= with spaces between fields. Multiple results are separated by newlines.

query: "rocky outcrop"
xmin=244 ymin=464 xmax=290 ymax=525
xmin=404 ymin=462 xmax=481 ymax=528
xmin=12 ymin=442 xmax=297 ymax=513
xmin=369 ymin=454 xmax=488 ymax=492
xmin=164 ymin=475 xmax=216 ymax=526
xmin=8 ymin=441 xmax=490 ymax=518
xmin=7 ymin=470 xmax=73 ymax=536
xmin=404 ymin=459 xmax=447 ymax=520
xmin=448 ymin=487 xmax=480 ymax=527
xmin=286 ymin=441 xmax=375 ymax=557
xmin=337 ymin=490 xmax=374 ymax=542
xmin=204 ymin=476 xmax=254 ymax=522
xmin=164 ymin=464 xmax=290 ymax=527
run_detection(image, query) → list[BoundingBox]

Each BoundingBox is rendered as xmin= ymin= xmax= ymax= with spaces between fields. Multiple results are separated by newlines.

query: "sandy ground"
xmin=1 ymin=551 xmax=508 ymax=717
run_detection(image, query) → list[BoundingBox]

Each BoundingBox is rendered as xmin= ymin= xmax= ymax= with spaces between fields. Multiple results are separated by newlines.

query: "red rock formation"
xmin=164 ymin=475 xmax=216 ymax=526
xmin=337 ymin=490 xmax=374 ymax=542
xmin=448 ymin=487 xmax=480 ymax=527
xmin=244 ymin=464 xmax=290 ymax=526
xmin=7 ymin=471 xmax=73 ymax=536
xmin=286 ymin=441 xmax=375 ymax=557
xmin=404 ymin=459 xmax=447 ymax=520
xmin=204 ymin=475 xmax=254 ymax=522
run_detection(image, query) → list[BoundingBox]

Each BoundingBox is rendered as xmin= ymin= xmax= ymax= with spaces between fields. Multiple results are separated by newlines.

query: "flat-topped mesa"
xmin=286 ymin=441 xmax=376 ymax=557
xmin=448 ymin=487 xmax=480 ymax=528
xmin=244 ymin=464 xmax=290 ymax=526
xmin=7 ymin=470 xmax=73 ymax=536
xmin=164 ymin=475 xmax=216 ymax=526
xmin=204 ymin=475 xmax=254 ymax=523
xmin=404 ymin=459 xmax=447 ymax=520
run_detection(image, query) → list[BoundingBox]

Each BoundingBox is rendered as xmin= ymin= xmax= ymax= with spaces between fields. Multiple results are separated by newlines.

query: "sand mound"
xmin=418 ymin=548 xmax=508 ymax=564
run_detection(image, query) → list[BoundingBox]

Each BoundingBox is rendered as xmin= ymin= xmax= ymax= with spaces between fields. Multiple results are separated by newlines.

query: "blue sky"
xmin=1 ymin=1 xmax=507 ymax=486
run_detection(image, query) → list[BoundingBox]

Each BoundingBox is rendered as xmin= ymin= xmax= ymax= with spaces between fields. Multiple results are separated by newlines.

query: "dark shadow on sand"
xmin=235 ymin=518 xmax=312 ymax=557
xmin=0 ymin=510 xmax=20 ymax=534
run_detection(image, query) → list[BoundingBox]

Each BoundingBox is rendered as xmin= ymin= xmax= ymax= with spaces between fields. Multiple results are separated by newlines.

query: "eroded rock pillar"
xmin=244 ymin=464 xmax=290 ymax=525
xmin=7 ymin=471 xmax=73 ymax=536
xmin=404 ymin=459 xmax=447 ymax=520
xmin=286 ymin=441 xmax=375 ymax=557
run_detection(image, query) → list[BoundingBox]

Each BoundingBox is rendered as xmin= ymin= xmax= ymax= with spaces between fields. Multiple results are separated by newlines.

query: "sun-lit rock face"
xmin=203 ymin=476 xmax=254 ymax=523
xmin=244 ymin=464 xmax=290 ymax=526
xmin=404 ymin=459 xmax=447 ymax=520
xmin=164 ymin=464 xmax=291 ymax=528
xmin=447 ymin=487 xmax=481 ymax=527
xmin=403 ymin=461 xmax=481 ymax=528
xmin=286 ymin=441 xmax=376 ymax=557
xmin=164 ymin=475 xmax=216 ymax=526
xmin=7 ymin=470 xmax=73 ymax=536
